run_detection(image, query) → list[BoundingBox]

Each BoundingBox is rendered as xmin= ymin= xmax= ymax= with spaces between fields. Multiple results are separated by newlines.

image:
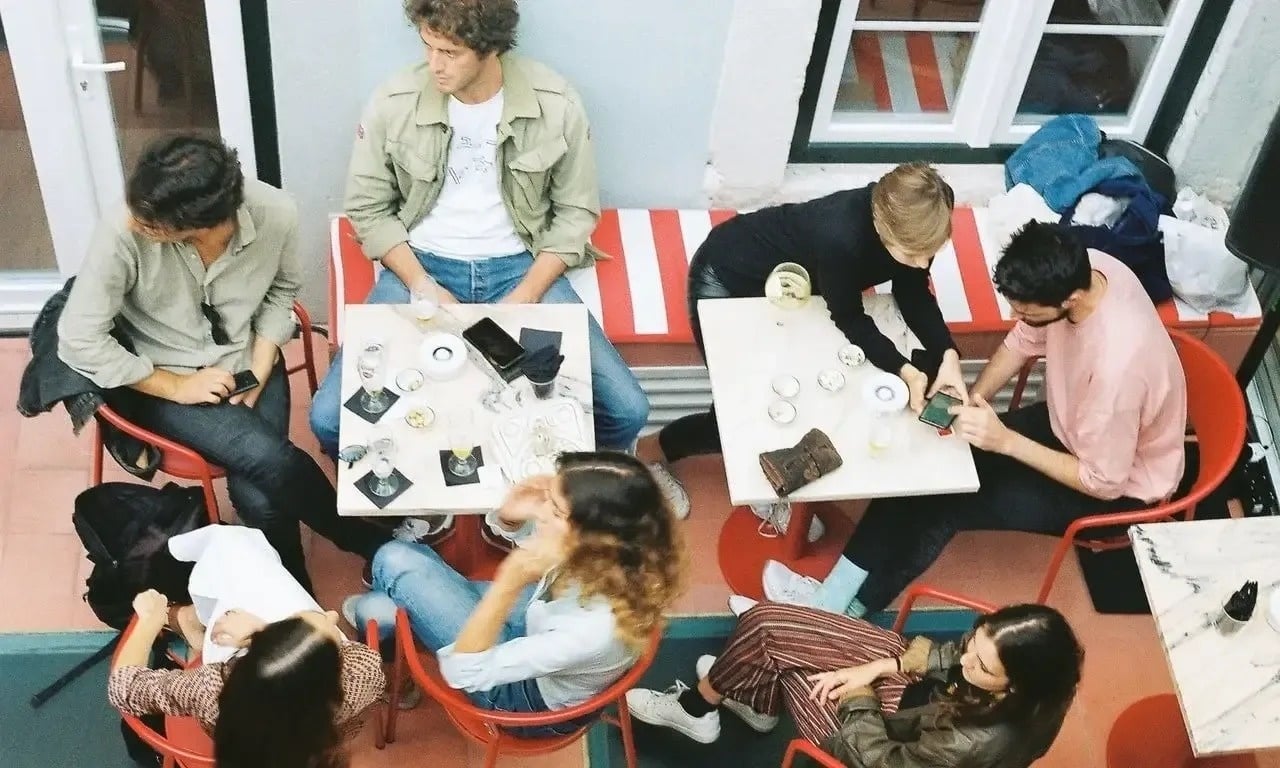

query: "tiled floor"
xmin=3 ymin=336 xmax=1278 ymax=767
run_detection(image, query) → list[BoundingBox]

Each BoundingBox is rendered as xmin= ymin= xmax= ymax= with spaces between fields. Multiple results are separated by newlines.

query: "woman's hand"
xmin=807 ymin=658 xmax=896 ymax=702
xmin=496 ymin=476 xmax=554 ymax=525
xmin=132 ymin=590 xmax=169 ymax=623
xmin=495 ymin=532 xmax=564 ymax=587
xmin=211 ymin=609 xmax=267 ymax=649
xmin=927 ymin=349 xmax=969 ymax=405
xmin=898 ymin=364 xmax=930 ymax=414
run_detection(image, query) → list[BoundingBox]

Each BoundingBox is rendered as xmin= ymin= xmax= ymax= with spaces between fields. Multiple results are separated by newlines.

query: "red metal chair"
xmin=1107 ymin=693 xmax=1258 ymax=767
xmin=113 ymin=616 xmax=216 ymax=768
xmin=89 ymin=300 xmax=322 ymax=524
xmin=780 ymin=584 xmax=997 ymax=767
xmin=1010 ymin=329 xmax=1248 ymax=603
xmin=382 ymin=607 xmax=659 ymax=768
xmin=327 ymin=215 xmax=377 ymax=354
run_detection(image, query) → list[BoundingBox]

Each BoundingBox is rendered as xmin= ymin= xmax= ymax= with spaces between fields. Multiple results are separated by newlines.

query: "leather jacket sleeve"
xmin=824 ymin=697 xmax=989 ymax=768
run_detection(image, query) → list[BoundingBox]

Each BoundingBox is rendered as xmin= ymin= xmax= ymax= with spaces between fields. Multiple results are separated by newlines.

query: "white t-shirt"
xmin=408 ymin=89 xmax=526 ymax=260
xmin=167 ymin=526 xmax=320 ymax=665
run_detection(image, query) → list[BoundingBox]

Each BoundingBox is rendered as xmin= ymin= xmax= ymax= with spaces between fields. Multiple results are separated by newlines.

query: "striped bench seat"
xmin=328 ymin=209 xmax=1262 ymax=365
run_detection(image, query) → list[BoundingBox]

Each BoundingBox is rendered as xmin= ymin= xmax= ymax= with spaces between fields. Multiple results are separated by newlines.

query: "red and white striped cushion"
xmin=329 ymin=209 xmax=1262 ymax=348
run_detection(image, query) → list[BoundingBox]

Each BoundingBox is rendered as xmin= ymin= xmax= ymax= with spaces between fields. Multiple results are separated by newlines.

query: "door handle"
xmin=71 ymin=55 xmax=126 ymax=73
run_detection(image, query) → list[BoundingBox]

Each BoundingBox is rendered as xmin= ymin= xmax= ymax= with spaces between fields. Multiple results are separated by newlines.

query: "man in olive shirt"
xmin=308 ymin=0 xmax=684 ymax=513
xmin=59 ymin=135 xmax=388 ymax=592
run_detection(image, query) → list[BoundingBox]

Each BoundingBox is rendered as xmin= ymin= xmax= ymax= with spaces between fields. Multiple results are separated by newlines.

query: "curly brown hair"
xmin=548 ymin=452 xmax=687 ymax=651
xmin=403 ymin=0 xmax=518 ymax=56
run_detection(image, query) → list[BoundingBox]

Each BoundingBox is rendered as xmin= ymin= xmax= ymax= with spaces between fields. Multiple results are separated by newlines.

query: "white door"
xmin=0 ymin=0 xmax=256 ymax=329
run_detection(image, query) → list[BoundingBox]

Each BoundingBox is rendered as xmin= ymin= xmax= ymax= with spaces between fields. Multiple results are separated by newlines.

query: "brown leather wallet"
xmin=758 ymin=428 xmax=843 ymax=497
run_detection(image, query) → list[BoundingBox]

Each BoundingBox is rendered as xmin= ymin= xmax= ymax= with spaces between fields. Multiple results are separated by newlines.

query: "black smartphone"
xmin=226 ymin=370 xmax=260 ymax=399
xmin=463 ymin=317 xmax=526 ymax=379
xmin=918 ymin=391 xmax=961 ymax=430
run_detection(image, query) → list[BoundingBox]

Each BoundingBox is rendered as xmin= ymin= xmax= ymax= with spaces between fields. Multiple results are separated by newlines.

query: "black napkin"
xmin=343 ymin=390 xmax=401 ymax=424
xmin=354 ymin=468 xmax=412 ymax=509
xmin=438 ymin=446 xmax=486 ymax=486
xmin=521 ymin=345 xmax=564 ymax=383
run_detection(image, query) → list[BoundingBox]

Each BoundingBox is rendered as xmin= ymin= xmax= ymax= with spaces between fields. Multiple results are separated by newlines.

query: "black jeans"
xmin=844 ymin=402 xmax=1144 ymax=612
xmin=106 ymin=363 xmax=389 ymax=593
xmin=656 ymin=249 xmax=735 ymax=463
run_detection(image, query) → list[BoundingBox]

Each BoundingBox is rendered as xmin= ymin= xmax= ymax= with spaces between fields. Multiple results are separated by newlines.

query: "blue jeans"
xmin=310 ymin=249 xmax=648 ymax=455
xmin=350 ymin=540 xmax=581 ymax=736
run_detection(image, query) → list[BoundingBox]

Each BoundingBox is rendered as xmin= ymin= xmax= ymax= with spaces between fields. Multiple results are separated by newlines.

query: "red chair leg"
xmin=384 ymin=640 xmax=405 ymax=744
xmin=482 ymin=739 xmax=501 ymax=768
xmin=618 ymin=699 xmax=639 ymax=768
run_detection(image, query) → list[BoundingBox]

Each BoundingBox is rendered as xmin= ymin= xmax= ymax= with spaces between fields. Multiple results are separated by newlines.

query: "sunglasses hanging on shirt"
xmin=200 ymin=299 xmax=231 ymax=345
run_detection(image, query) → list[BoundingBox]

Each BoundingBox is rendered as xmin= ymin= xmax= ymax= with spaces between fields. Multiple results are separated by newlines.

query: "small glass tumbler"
xmin=448 ymin=410 xmax=480 ymax=478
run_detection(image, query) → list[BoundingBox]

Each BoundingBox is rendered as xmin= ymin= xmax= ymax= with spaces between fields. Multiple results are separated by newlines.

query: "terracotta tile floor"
xmin=3 ymin=336 xmax=1277 ymax=767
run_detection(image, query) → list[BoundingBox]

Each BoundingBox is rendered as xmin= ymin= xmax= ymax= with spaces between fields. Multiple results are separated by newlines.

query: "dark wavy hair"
xmin=550 ymin=451 xmax=687 ymax=651
xmin=993 ymin=221 xmax=1092 ymax=306
xmin=126 ymin=134 xmax=244 ymax=231
xmin=214 ymin=617 xmax=347 ymax=768
xmin=404 ymin=0 xmax=518 ymax=55
xmin=937 ymin=604 xmax=1083 ymax=761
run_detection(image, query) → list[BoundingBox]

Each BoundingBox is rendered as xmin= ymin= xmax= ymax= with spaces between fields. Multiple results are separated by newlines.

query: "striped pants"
xmin=705 ymin=603 xmax=911 ymax=745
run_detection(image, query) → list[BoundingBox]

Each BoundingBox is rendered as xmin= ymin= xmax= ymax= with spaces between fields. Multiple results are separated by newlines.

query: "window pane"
xmin=0 ymin=13 xmax=58 ymax=273
xmin=833 ymin=30 xmax=974 ymax=121
xmin=1013 ymin=31 xmax=1162 ymax=121
xmin=1048 ymin=0 xmax=1175 ymax=26
xmin=855 ymin=0 xmax=987 ymax=24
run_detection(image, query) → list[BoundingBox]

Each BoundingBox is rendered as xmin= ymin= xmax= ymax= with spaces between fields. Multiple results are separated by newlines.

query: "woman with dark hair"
xmin=627 ymin=602 xmax=1083 ymax=767
xmin=345 ymin=451 xmax=686 ymax=733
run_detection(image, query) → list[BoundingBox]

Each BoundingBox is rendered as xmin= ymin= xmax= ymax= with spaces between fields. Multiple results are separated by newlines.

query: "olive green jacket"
xmin=343 ymin=53 xmax=601 ymax=268
xmin=823 ymin=637 xmax=1054 ymax=768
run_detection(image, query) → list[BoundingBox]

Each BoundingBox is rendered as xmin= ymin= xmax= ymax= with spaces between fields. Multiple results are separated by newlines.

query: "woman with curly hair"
xmin=344 ymin=451 xmax=686 ymax=734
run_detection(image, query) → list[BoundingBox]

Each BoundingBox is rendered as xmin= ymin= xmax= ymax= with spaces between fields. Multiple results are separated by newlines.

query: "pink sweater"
xmin=1004 ymin=251 xmax=1187 ymax=502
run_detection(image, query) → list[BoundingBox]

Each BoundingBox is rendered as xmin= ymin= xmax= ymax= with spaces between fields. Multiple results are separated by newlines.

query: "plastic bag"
xmin=1160 ymin=214 xmax=1251 ymax=314
xmin=1172 ymin=187 xmax=1229 ymax=231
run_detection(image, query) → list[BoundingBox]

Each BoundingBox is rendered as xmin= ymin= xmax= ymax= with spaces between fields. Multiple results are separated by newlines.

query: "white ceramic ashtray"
xmin=862 ymin=372 xmax=909 ymax=413
xmin=838 ymin=344 xmax=866 ymax=367
xmin=404 ymin=405 xmax=436 ymax=429
xmin=817 ymin=368 xmax=846 ymax=393
xmin=395 ymin=368 xmax=425 ymax=392
xmin=771 ymin=375 xmax=801 ymax=399
xmin=767 ymin=400 xmax=797 ymax=425
xmin=418 ymin=333 xmax=468 ymax=381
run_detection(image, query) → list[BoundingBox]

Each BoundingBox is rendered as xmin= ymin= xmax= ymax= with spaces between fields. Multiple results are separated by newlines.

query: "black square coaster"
xmin=344 ymin=389 xmax=401 ymax=424
xmin=438 ymin=446 xmax=485 ymax=486
xmin=354 ymin=468 xmax=413 ymax=509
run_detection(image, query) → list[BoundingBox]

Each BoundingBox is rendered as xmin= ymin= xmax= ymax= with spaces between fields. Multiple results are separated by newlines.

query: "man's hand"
xmin=927 ymin=349 xmax=970 ymax=405
xmin=899 ymin=363 xmax=929 ymax=414
xmin=950 ymin=393 xmax=1013 ymax=453
xmin=499 ymin=286 xmax=540 ymax=305
xmin=172 ymin=368 xmax=235 ymax=405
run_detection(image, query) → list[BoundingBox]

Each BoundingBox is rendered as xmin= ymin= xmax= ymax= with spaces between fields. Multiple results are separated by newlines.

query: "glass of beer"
xmin=356 ymin=338 xmax=390 ymax=414
xmin=447 ymin=410 xmax=479 ymax=478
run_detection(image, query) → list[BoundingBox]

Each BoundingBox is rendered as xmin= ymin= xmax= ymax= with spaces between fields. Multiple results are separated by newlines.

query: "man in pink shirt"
xmin=763 ymin=222 xmax=1187 ymax=616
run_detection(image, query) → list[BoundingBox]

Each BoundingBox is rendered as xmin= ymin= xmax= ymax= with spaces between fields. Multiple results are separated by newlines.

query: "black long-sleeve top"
xmin=696 ymin=185 xmax=956 ymax=374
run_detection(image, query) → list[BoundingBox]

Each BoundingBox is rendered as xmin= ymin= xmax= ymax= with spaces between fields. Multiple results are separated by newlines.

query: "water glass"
xmin=370 ymin=431 xmax=399 ymax=497
xmin=410 ymin=284 xmax=439 ymax=323
xmin=356 ymin=338 xmax=389 ymax=414
xmin=448 ymin=410 xmax=479 ymax=477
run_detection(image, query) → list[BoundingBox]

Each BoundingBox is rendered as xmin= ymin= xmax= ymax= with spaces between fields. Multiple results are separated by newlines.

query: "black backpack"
xmin=73 ymin=482 xmax=209 ymax=629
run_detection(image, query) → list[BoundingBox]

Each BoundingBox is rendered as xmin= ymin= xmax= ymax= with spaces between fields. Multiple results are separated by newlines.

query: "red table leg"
xmin=717 ymin=502 xmax=855 ymax=600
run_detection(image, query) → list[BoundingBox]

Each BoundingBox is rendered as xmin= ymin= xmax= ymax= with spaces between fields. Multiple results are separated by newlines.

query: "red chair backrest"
xmin=1169 ymin=329 xmax=1247 ymax=504
xmin=328 ymin=215 xmax=377 ymax=349
xmin=396 ymin=607 xmax=662 ymax=731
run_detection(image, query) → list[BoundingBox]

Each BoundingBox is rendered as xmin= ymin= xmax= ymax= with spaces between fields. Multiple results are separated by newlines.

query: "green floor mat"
xmin=0 ymin=633 xmax=137 ymax=768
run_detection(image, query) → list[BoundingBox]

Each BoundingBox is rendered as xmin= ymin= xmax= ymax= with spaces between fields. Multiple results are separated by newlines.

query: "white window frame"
xmin=806 ymin=0 xmax=1207 ymax=148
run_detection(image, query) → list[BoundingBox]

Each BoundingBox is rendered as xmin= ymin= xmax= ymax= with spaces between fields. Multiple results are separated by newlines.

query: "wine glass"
xmin=356 ymin=338 xmax=390 ymax=414
xmin=448 ymin=410 xmax=480 ymax=478
xmin=369 ymin=431 xmax=399 ymax=497
xmin=410 ymin=284 xmax=438 ymax=325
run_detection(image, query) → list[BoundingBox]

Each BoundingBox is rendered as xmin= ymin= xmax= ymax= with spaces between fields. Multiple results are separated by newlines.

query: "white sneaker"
xmin=694 ymin=655 xmax=779 ymax=733
xmin=727 ymin=595 xmax=759 ymax=616
xmin=649 ymin=463 xmax=691 ymax=520
xmin=762 ymin=560 xmax=822 ymax=606
xmin=750 ymin=503 xmax=825 ymax=543
xmin=394 ymin=515 xmax=455 ymax=543
xmin=626 ymin=681 xmax=721 ymax=743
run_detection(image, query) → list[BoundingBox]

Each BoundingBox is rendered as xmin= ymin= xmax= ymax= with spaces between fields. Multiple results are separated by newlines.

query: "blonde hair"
xmin=871 ymin=162 xmax=955 ymax=258
xmin=548 ymin=453 xmax=688 ymax=651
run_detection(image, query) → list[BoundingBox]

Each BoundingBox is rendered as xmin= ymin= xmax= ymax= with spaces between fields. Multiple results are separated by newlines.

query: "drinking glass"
xmin=764 ymin=262 xmax=812 ymax=310
xmin=369 ymin=431 xmax=399 ymax=497
xmin=448 ymin=410 xmax=479 ymax=477
xmin=410 ymin=284 xmax=439 ymax=324
xmin=356 ymin=338 xmax=390 ymax=414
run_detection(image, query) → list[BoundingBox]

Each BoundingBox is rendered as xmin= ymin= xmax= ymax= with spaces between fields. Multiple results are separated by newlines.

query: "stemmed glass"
xmin=448 ymin=410 xmax=480 ymax=478
xmin=356 ymin=337 xmax=390 ymax=414
xmin=369 ymin=429 xmax=399 ymax=497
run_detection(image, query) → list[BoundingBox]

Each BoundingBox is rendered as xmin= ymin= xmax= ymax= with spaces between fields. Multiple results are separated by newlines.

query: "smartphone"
xmin=462 ymin=317 xmax=526 ymax=380
xmin=224 ymin=370 xmax=260 ymax=400
xmin=918 ymin=391 xmax=961 ymax=430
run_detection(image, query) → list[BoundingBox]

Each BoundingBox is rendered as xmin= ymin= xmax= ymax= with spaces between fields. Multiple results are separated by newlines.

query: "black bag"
xmin=73 ymin=482 xmax=209 ymax=629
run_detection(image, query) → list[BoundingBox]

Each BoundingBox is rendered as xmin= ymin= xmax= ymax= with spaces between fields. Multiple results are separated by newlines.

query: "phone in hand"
xmin=225 ymin=370 xmax=260 ymax=400
xmin=918 ymin=390 xmax=961 ymax=430
xmin=462 ymin=317 xmax=526 ymax=380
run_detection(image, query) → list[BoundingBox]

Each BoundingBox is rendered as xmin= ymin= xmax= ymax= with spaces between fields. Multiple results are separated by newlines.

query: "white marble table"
xmin=1130 ymin=517 xmax=1280 ymax=756
xmin=698 ymin=295 xmax=980 ymax=507
xmin=336 ymin=303 xmax=593 ymax=517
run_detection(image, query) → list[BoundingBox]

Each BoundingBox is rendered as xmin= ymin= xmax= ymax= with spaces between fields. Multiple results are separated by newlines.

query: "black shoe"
xmin=361 ymin=561 xmax=373 ymax=589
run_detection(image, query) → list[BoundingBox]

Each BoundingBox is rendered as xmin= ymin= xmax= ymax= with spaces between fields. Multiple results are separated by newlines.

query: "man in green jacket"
xmin=310 ymin=0 xmax=688 ymax=514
